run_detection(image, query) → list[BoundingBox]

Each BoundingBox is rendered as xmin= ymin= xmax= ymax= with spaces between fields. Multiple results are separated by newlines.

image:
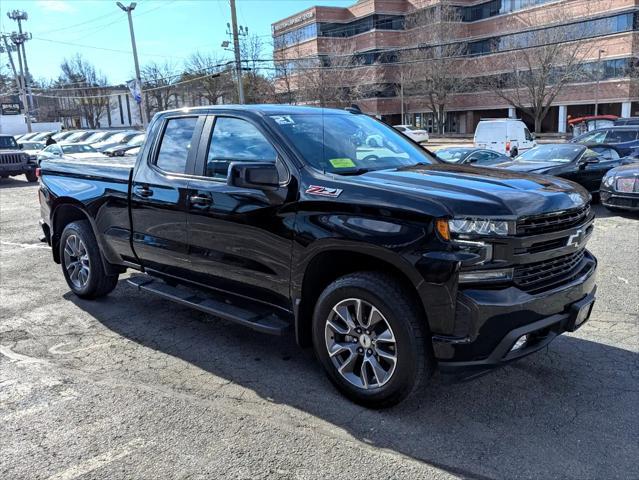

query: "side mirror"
xmin=578 ymin=157 xmax=599 ymax=169
xmin=228 ymin=162 xmax=279 ymax=191
xmin=467 ymin=157 xmax=478 ymax=164
xmin=19 ymin=143 xmax=24 ymax=149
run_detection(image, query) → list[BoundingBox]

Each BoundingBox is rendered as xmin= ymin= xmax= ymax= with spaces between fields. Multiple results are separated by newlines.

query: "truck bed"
xmin=40 ymin=156 xmax=135 ymax=183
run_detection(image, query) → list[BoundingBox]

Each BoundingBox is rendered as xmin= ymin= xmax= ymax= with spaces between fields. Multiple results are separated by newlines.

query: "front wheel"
xmin=312 ymin=272 xmax=431 ymax=408
xmin=60 ymin=220 xmax=119 ymax=299
xmin=25 ymin=170 xmax=38 ymax=182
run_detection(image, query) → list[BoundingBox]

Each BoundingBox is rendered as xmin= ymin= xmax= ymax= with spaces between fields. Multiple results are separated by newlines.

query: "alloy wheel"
xmin=63 ymin=234 xmax=90 ymax=289
xmin=324 ymin=298 xmax=397 ymax=390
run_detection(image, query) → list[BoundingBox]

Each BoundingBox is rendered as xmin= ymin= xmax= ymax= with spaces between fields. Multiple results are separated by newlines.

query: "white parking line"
xmin=0 ymin=345 xmax=44 ymax=363
xmin=0 ymin=241 xmax=50 ymax=250
xmin=44 ymin=438 xmax=148 ymax=480
xmin=49 ymin=342 xmax=114 ymax=355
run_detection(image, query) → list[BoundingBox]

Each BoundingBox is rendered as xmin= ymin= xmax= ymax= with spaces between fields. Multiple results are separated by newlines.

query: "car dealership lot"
xmin=1 ymin=177 xmax=637 ymax=479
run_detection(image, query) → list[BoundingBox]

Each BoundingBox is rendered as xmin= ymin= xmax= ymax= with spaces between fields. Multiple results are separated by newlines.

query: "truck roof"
xmin=159 ymin=104 xmax=351 ymax=117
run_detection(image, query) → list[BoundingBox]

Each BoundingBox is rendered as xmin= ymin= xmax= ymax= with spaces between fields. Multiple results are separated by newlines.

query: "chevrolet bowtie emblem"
xmin=566 ymin=229 xmax=583 ymax=248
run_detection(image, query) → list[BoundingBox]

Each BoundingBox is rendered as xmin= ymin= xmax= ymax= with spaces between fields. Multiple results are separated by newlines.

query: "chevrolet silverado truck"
xmin=39 ymin=106 xmax=597 ymax=407
xmin=0 ymin=134 xmax=37 ymax=182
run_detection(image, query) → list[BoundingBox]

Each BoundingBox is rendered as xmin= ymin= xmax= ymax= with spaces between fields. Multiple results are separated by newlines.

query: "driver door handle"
xmin=189 ymin=193 xmax=213 ymax=206
xmin=133 ymin=185 xmax=153 ymax=198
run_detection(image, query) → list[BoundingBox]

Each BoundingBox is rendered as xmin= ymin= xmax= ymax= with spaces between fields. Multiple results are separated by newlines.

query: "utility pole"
xmin=8 ymin=32 xmax=32 ymax=132
xmin=117 ymin=2 xmax=147 ymax=127
xmin=1 ymin=35 xmax=19 ymax=83
xmin=593 ymin=48 xmax=605 ymax=127
xmin=229 ymin=0 xmax=245 ymax=104
xmin=7 ymin=10 xmax=34 ymax=114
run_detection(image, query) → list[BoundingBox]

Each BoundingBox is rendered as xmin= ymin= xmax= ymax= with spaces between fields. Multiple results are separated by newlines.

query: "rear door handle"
xmin=189 ymin=194 xmax=213 ymax=206
xmin=133 ymin=185 xmax=153 ymax=198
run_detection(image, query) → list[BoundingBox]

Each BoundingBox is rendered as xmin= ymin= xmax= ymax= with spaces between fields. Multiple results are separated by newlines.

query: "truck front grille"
xmin=514 ymin=249 xmax=588 ymax=293
xmin=0 ymin=154 xmax=25 ymax=165
xmin=516 ymin=203 xmax=591 ymax=236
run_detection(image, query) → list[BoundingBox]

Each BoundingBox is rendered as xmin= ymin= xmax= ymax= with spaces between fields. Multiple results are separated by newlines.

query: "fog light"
xmin=510 ymin=335 xmax=528 ymax=352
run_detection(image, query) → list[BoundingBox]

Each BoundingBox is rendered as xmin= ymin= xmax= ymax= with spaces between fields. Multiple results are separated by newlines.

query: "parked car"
xmin=93 ymin=130 xmax=141 ymax=152
xmin=52 ymin=130 xmax=79 ymax=142
xmin=103 ymin=133 xmax=146 ymax=157
xmin=571 ymin=126 xmax=639 ymax=156
xmin=600 ymin=162 xmax=639 ymax=211
xmin=39 ymin=105 xmax=597 ymax=408
xmin=568 ymin=115 xmax=618 ymax=137
xmin=435 ymin=147 xmax=510 ymax=165
xmin=37 ymin=142 xmax=107 ymax=163
xmin=15 ymin=131 xmax=42 ymax=142
xmin=614 ymin=117 xmax=639 ymax=126
xmin=17 ymin=140 xmax=46 ymax=162
xmin=83 ymin=130 xmax=124 ymax=146
xmin=0 ymin=134 xmax=37 ymax=182
xmin=474 ymin=118 xmax=536 ymax=157
xmin=63 ymin=130 xmax=98 ymax=144
xmin=490 ymin=143 xmax=623 ymax=193
xmin=393 ymin=125 xmax=429 ymax=143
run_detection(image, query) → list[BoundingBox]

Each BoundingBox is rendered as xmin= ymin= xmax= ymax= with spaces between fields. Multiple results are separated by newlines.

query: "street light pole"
xmin=229 ymin=0 xmax=245 ymax=104
xmin=117 ymin=2 xmax=147 ymax=127
xmin=9 ymin=33 xmax=31 ymax=133
xmin=594 ymin=49 xmax=605 ymax=123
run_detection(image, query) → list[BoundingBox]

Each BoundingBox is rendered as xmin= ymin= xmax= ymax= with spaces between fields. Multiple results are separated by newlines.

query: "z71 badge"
xmin=305 ymin=185 xmax=343 ymax=198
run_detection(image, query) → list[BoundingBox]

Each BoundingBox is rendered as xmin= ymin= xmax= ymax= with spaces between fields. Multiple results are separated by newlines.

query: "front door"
xmin=185 ymin=115 xmax=294 ymax=308
xmin=130 ymin=114 xmax=205 ymax=278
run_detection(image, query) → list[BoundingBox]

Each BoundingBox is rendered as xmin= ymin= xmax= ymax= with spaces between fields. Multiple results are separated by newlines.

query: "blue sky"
xmin=0 ymin=0 xmax=351 ymax=85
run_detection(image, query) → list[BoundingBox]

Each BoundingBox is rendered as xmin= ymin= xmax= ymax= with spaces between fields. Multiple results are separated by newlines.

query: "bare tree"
xmin=482 ymin=9 xmax=593 ymax=133
xmin=184 ymin=52 xmax=234 ymax=106
xmin=57 ymin=54 xmax=110 ymax=128
xmin=241 ymin=34 xmax=277 ymax=103
xmin=142 ymin=61 xmax=178 ymax=117
xmin=398 ymin=3 xmax=469 ymax=134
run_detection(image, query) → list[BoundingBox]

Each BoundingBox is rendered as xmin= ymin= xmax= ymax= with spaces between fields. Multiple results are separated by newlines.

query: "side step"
xmin=127 ymin=275 xmax=291 ymax=335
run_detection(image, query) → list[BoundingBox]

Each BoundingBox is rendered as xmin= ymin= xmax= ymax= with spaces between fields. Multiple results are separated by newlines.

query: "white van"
xmin=474 ymin=119 xmax=536 ymax=157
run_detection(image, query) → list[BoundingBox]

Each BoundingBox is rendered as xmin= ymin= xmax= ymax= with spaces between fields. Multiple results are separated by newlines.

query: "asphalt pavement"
xmin=1 ymin=176 xmax=637 ymax=480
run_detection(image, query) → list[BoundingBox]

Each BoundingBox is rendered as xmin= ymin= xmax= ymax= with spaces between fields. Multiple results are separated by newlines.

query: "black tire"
xmin=59 ymin=220 xmax=119 ymax=299
xmin=25 ymin=171 xmax=38 ymax=183
xmin=312 ymin=272 xmax=431 ymax=408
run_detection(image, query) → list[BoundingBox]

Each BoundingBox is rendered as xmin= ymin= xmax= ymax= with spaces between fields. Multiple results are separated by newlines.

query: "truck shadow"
xmin=66 ymin=284 xmax=638 ymax=480
xmin=0 ymin=178 xmax=37 ymax=189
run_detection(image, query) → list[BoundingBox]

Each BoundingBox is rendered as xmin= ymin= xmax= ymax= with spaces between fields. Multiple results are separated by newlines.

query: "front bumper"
xmin=0 ymin=163 xmax=36 ymax=177
xmin=434 ymin=250 xmax=597 ymax=373
xmin=600 ymin=190 xmax=639 ymax=211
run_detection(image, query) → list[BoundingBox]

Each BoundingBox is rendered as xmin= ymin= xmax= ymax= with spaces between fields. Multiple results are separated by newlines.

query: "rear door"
xmin=130 ymin=114 xmax=205 ymax=278
xmin=185 ymin=114 xmax=294 ymax=308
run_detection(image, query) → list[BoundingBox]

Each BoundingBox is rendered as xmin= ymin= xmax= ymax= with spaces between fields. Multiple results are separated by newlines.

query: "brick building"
xmin=272 ymin=0 xmax=639 ymax=133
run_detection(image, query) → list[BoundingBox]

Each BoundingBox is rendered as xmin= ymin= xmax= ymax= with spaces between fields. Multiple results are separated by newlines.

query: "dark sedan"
xmin=435 ymin=147 xmax=510 ymax=165
xmin=600 ymin=162 xmax=639 ymax=211
xmin=490 ymin=143 xmax=624 ymax=193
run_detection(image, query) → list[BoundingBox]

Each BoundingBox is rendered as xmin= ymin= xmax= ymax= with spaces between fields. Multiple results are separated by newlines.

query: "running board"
xmin=127 ymin=275 xmax=291 ymax=335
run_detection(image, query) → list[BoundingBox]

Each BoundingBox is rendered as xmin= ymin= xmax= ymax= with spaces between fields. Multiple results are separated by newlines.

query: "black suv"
xmin=0 ymin=135 xmax=37 ymax=182
xmin=572 ymin=126 xmax=639 ymax=156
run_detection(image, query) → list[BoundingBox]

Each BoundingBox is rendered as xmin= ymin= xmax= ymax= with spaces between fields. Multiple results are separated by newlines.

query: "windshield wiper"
xmin=336 ymin=168 xmax=373 ymax=176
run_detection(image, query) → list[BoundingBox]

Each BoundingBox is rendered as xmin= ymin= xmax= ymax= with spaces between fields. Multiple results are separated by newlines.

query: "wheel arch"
xmin=50 ymin=200 xmax=120 ymax=274
xmin=293 ymin=245 xmax=429 ymax=348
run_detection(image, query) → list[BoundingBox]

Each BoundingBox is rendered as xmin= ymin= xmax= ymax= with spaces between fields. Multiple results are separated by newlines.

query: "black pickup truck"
xmin=39 ymin=106 xmax=597 ymax=407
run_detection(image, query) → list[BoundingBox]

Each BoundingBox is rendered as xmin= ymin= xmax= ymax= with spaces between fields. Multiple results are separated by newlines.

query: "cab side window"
xmin=155 ymin=116 xmax=198 ymax=174
xmin=205 ymin=117 xmax=277 ymax=179
xmin=605 ymin=129 xmax=638 ymax=143
xmin=524 ymin=128 xmax=533 ymax=141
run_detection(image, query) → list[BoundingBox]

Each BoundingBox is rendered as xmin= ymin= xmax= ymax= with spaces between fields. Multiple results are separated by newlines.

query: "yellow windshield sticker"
xmin=329 ymin=158 xmax=356 ymax=168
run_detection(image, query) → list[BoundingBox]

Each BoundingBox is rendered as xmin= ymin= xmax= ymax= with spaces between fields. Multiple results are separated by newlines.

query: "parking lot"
xmin=1 ymin=176 xmax=637 ymax=480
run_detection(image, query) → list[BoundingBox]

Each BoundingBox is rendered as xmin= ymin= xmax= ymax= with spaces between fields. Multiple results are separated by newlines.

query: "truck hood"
xmin=349 ymin=164 xmax=588 ymax=218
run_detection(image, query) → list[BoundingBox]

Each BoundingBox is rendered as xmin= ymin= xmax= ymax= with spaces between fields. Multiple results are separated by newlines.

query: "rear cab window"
xmin=155 ymin=117 xmax=199 ymax=174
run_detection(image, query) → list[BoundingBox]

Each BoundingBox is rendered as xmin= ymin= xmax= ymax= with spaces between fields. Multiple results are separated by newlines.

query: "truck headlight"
xmin=449 ymin=218 xmax=513 ymax=236
xmin=602 ymin=175 xmax=615 ymax=188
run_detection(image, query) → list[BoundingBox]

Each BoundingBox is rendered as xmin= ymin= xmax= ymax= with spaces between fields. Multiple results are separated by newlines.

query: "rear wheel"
xmin=312 ymin=272 xmax=431 ymax=408
xmin=60 ymin=220 xmax=118 ymax=299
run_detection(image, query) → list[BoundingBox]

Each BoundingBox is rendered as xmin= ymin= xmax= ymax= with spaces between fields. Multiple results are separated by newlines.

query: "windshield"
xmin=20 ymin=142 xmax=44 ymax=150
xmin=436 ymin=148 xmax=472 ymax=163
xmin=270 ymin=113 xmax=437 ymax=174
xmin=62 ymin=144 xmax=97 ymax=154
xmin=517 ymin=145 xmax=583 ymax=163
xmin=128 ymin=134 xmax=145 ymax=146
xmin=84 ymin=132 xmax=111 ymax=143
xmin=0 ymin=136 xmax=18 ymax=149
